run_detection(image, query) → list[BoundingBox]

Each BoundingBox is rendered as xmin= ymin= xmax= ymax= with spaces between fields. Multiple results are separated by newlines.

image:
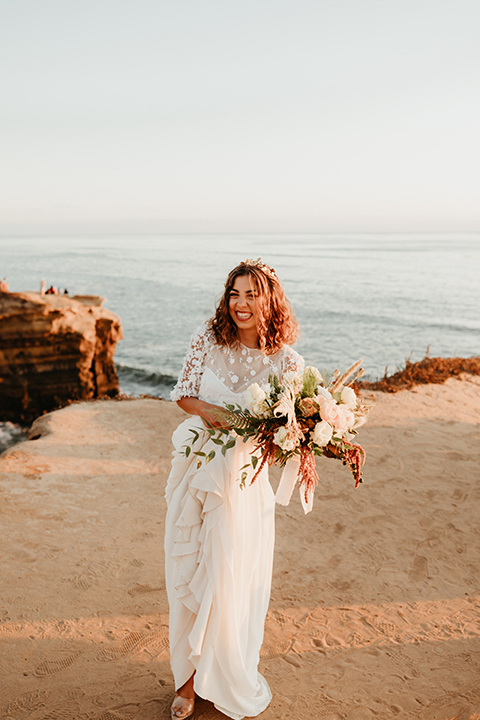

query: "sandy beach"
xmin=1 ymin=377 xmax=480 ymax=720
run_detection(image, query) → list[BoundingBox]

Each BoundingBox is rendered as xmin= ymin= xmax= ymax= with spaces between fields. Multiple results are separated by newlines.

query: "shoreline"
xmin=2 ymin=353 xmax=479 ymax=455
xmin=1 ymin=377 xmax=479 ymax=717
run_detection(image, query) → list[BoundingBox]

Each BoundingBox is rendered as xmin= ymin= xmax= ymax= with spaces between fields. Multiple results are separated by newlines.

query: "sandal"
xmin=171 ymin=693 xmax=195 ymax=719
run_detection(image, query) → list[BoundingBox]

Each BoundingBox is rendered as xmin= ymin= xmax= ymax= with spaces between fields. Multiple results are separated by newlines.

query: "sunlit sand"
xmin=1 ymin=379 xmax=479 ymax=718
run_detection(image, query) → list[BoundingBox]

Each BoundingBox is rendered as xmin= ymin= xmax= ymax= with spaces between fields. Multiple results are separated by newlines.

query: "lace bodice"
xmin=170 ymin=324 xmax=304 ymax=404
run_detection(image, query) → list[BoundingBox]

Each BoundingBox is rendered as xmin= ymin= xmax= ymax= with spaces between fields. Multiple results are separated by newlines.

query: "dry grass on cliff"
xmin=354 ymin=355 xmax=480 ymax=394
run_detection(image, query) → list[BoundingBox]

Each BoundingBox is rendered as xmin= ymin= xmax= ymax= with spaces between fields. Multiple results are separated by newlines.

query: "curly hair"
xmin=208 ymin=261 xmax=299 ymax=354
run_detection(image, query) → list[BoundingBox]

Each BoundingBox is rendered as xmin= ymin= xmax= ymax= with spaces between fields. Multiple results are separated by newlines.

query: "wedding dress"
xmin=165 ymin=325 xmax=304 ymax=720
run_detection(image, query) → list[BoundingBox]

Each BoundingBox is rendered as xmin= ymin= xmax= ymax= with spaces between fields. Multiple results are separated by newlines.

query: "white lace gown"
xmin=165 ymin=326 xmax=304 ymax=720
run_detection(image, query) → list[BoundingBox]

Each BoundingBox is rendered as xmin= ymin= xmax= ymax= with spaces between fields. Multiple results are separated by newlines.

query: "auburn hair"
xmin=208 ymin=261 xmax=299 ymax=354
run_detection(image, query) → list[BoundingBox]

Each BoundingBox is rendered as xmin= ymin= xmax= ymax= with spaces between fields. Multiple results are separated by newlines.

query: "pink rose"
xmin=319 ymin=398 xmax=341 ymax=426
xmin=335 ymin=405 xmax=355 ymax=432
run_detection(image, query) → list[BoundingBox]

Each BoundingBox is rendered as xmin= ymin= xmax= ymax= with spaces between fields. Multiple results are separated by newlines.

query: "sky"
xmin=1 ymin=0 xmax=479 ymax=234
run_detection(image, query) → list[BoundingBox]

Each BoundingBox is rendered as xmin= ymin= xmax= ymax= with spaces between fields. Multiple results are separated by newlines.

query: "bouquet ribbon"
xmin=275 ymin=456 xmax=314 ymax=515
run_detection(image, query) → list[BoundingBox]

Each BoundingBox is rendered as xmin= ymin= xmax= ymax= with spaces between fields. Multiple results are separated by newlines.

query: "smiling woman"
xmin=228 ymin=275 xmax=259 ymax=345
xmin=165 ymin=259 xmax=303 ymax=719
xmin=210 ymin=260 xmax=299 ymax=356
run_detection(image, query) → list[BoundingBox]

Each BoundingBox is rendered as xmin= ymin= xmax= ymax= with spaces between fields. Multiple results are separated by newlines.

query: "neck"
xmin=237 ymin=328 xmax=260 ymax=349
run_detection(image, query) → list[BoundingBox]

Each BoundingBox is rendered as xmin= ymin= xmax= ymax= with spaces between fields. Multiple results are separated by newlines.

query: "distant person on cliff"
xmin=0 ymin=278 xmax=9 ymax=292
xmin=40 ymin=279 xmax=46 ymax=296
xmin=64 ymin=288 xmax=69 ymax=295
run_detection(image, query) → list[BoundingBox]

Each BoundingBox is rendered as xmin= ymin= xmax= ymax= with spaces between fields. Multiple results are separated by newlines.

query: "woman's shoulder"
xmin=277 ymin=345 xmax=304 ymax=372
xmin=188 ymin=322 xmax=215 ymax=347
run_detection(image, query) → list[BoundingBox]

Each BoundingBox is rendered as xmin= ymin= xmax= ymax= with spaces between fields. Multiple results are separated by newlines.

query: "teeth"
xmin=237 ymin=312 xmax=252 ymax=319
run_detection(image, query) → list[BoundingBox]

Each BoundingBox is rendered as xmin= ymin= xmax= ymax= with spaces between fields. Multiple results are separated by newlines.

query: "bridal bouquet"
xmin=184 ymin=360 xmax=370 ymax=502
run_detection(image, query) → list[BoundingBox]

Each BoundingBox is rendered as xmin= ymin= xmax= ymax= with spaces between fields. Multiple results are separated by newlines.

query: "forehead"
xmin=231 ymin=274 xmax=256 ymax=293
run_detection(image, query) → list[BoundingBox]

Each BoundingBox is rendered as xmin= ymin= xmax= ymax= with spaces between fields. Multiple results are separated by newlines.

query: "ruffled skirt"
xmin=164 ymin=417 xmax=275 ymax=719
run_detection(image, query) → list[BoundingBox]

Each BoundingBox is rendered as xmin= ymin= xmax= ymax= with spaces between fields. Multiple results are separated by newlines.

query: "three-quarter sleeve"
xmin=281 ymin=347 xmax=305 ymax=375
xmin=170 ymin=325 xmax=213 ymax=401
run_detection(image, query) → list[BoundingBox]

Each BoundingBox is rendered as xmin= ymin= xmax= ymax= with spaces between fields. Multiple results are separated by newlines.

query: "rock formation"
xmin=0 ymin=291 xmax=123 ymax=423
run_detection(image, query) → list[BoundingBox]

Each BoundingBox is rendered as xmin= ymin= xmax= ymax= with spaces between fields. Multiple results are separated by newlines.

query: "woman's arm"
xmin=176 ymin=397 xmax=228 ymax=428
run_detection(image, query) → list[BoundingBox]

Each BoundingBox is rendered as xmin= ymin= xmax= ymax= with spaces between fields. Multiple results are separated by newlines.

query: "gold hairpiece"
xmin=242 ymin=258 xmax=277 ymax=280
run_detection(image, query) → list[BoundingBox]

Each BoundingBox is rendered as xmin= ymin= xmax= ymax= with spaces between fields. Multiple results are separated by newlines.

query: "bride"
xmin=165 ymin=259 xmax=304 ymax=719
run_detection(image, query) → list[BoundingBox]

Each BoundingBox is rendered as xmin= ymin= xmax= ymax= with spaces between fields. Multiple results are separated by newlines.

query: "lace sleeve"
xmin=170 ymin=325 xmax=214 ymax=402
xmin=281 ymin=346 xmax=305 ymax=375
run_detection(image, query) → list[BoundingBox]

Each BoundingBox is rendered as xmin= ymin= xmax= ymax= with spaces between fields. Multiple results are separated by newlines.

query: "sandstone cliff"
xmin=0 ymin=291 xmax=123 ymax=422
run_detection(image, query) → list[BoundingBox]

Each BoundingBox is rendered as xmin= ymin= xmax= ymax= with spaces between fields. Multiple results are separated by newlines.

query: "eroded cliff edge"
xmin=0 ymin=291 xmax=123 ymax=422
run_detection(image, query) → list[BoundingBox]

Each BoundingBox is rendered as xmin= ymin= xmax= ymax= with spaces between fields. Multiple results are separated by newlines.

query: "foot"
xmin=171 ymin=693 xmax=195 ymax=719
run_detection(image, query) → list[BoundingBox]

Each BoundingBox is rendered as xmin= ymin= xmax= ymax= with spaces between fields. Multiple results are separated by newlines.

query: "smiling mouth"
xmin=236 ymin=312 xmax=252 ymax=321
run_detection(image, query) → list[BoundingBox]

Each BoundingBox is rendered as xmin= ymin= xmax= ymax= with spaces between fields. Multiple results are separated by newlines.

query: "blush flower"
xmin=316 ymin=387 xmax=332 ymax=402
xmin=319 ymin=398 xmax=342 ymax=426
xmin=334 ymin=405 xmax=355 ymax=432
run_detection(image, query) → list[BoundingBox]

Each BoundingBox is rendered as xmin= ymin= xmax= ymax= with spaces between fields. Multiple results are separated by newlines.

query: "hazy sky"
xmin=1 ymin=0 xmax=479 ymax=234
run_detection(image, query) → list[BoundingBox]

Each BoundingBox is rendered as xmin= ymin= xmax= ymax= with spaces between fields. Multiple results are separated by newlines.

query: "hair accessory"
xmin=242 ymin=258 xmax=277 ymax=280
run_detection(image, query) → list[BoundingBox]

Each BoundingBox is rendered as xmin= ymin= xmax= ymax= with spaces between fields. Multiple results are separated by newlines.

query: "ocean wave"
xmin=115 ymin=363 xmax=176 ymax=399
xmin=0 ymin=422 xmax=27 ymax=455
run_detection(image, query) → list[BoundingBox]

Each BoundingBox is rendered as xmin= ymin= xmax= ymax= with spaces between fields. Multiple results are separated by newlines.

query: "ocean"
xmin=1 ymin=232 xmax=479 ymax=448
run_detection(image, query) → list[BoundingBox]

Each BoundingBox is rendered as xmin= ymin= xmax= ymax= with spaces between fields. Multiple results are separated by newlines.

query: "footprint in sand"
xmin=0 ymin=622 xmax=25 ymax=636
xmin=38 ymin=710 xmax=86 ymax=720
xmin=409 ymin=555 xmax=428 ymax=581
xmin=95 ymin=628 xmax=168 ymax=662
xmin=34 ymin=651 xmax=83 ymax=677
xmin=92 ymin=704 xmax=139 ymax=720
xmin=4 ymin=689 xmax=49 ymax=716
xmin=127 ymin=584 xmax=163 ymax=597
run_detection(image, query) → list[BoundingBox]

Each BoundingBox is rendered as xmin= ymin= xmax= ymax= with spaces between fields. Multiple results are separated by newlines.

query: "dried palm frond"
xmin=330 ymin=358 xmax=364 ymax=392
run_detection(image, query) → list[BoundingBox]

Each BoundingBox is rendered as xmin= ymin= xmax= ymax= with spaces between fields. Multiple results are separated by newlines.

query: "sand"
xmin=1 ymin=376 xmax=480 ymax=720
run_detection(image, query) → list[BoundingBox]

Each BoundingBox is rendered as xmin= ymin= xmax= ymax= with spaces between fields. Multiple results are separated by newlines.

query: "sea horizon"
xmin=1 ymin=231 xmax=479 ymax=415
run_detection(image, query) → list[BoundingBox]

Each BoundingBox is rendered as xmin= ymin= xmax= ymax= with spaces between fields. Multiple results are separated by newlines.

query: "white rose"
xmin=260 ymin=382 xmax=272 ymax=397
xmin=340 ymin=386 xmax=357 ymax=410
xmin=273 ymin=426 xmax=298 ymax=452
xmin=311 ymin=420 xmax=333 ymax=447
xmin=244 ymin=383 xmax=267 ymax=416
